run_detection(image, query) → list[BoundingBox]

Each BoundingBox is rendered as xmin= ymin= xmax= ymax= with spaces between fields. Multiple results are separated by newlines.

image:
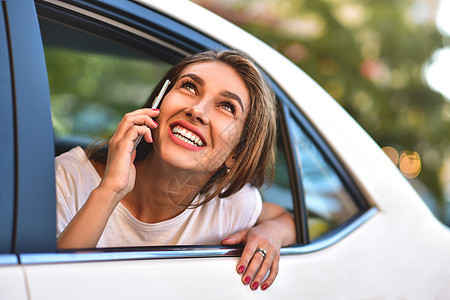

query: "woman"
xmin=56 ymin=50 xmax=296 ymax=291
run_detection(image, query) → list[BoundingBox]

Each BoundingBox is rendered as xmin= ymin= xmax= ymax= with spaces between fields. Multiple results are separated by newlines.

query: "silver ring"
xmin=255 ymin=248 xmax=267 ymax=258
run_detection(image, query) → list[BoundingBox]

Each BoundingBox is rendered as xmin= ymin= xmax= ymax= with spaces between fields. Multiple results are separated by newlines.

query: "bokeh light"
xmin=399 ymin=150 xmax=422 ymax=178
xmin=382 ymin=146 xmax=422 ymax=179
xmin=382 ymin=146 xmax=399 ymax=166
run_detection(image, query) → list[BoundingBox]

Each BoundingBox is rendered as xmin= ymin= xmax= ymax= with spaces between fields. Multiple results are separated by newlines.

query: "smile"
xmin=171 ymin=125 xmax=205 ymax=147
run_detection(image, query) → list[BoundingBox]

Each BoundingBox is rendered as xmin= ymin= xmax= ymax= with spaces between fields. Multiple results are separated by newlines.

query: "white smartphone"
xmin=132 ymin=79 xmax=171 ymax=152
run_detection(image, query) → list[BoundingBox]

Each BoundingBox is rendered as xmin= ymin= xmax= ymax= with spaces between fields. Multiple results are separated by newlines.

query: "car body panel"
xmin=0 ymin=265 xmax=28 ymax=300
xmin=1 ymin=0 xmax=449 ymax=299
xmin=20 ymin=209 xmax=450 ymax=299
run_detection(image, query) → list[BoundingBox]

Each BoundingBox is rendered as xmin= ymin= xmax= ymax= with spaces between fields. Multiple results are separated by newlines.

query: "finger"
xmin=251 ymin=251 xmax=279 ymax=289
xmin=128 ymin=109 xmax=160 ymax=128
xmin=112 ymin=125 xmax=152 ymax=155
xmin=115 ymin=122 xmax=155 ymax=148
xmin=260 ymin=254 xmax=279 ymax=291
xmin=131 ymin=147 xmax=137 ymax=162
xmin=141 ymin=125 xmax=155 ymax=144
xmin=114 ymin=111 xmax=158 ymax=139
xmin=236 ymin=239 xmax=259 ymax=277
xmin=250 ymin=251 xmax=273 ymax=290
xmin=125 ymin=108 xmax=160 ymax=118
xmin=241 ymin=247 xmax=265 ymax=288
xmin=221 ymin=230 xmax=248 ymax=245
xmin=130 ymin=125 xmax=153 ymax=146
xmin=124 ymin=114 xmax=158 ymax=130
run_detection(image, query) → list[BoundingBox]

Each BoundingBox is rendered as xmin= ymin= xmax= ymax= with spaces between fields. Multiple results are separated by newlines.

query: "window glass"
xmin=38 ymin=17 xmax=171 ymax=146
xmin=259 ymin=142 xmax=293 ymax=212
xmin=290 ymin=117 xmax=359 ymax=240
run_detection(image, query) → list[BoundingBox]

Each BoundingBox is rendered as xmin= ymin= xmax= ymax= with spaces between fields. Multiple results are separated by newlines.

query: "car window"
xmin=38 ymin=16 xmax=171 ymax=151
xmin=38 ymin=12 xmax=301 ymax=248
xmin=259 ymin=142 xmax=293 ymax=213
xmin=289 ymin=115 xmax=359 ymax=240
xmin=38 ymin=4 xmax=363 ymax=250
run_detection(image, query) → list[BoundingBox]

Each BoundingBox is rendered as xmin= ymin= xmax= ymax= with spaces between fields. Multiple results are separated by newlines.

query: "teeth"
xmin=172 ymin=125 xmax=205 ymax=147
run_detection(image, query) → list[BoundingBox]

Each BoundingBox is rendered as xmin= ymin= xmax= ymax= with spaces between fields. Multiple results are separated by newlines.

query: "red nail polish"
xmin=244 ymin=276 xmax=250 ymax=285
xmin=152 ymin=109 xmax=160 ymax=111
xmin=261 ymin=283 xmax=268 ymax=290
xmin=251 ymin=282 xmax=259 ymax=290
xmin=237 ymin=265 xmax=245 ymax=274
xmin=154 ymin=121 xmax=158 ymax=126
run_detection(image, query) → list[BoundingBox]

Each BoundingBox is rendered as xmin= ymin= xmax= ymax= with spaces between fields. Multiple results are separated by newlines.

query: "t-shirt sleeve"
xmin=223 ymin=184 xmax=263 ymax=234
xmin=54 ymin=147 xmax=100 ymax=238
xmin=247 ymin=186 xmax=263 ymax=227
xmin=55 ymin=158 xmax=77 ymax=238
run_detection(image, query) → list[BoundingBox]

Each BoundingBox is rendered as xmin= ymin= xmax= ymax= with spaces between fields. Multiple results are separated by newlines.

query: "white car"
xmin=1 ymin=0 xmax=450 ymax=299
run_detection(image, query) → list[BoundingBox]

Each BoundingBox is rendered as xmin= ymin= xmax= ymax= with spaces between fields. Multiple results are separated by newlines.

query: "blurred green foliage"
xmin=45 ymin=48 xmax=169 ymax=139
xmin=193 ymin=0 xmax=450 ymax=223
xmin=40 ymin=11 xmax=170 ymax=141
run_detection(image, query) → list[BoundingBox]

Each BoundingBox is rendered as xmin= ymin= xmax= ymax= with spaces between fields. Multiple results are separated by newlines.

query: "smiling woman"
xmin=55 ymin=50 xmax=296 ymax=291
xmin=154 ymin=61 xmax=250 ymax=179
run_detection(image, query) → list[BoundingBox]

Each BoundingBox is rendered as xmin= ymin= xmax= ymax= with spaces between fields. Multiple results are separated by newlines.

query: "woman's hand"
xmin=99 ymin=108 xmax=159 ymax=200
xmin=57 ymin=108 xmax=159 ymax=249
xmin=221 ymin=222 xmax=282 ymax=291
xmin=221 ymin=202 xmax=296 ymax=291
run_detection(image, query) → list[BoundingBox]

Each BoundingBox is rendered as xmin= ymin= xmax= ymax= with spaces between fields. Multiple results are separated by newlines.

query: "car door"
xmin=0 ymin=0 xmax=55 ymax=299
xmin=4 ymin=0 xmax=376 ymax=299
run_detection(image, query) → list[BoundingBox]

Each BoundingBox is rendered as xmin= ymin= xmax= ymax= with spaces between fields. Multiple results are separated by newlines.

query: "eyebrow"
xmin=220 ymin=90 xmax=244 ymax=112
xmin=179 ymin=73 xmax=204 ymax=86
xmin=179 ymin=73 xmax=245 ymax=112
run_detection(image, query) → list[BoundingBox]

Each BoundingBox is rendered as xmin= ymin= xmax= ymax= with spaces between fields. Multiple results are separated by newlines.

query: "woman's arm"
xmin=57 ymin=186 xmax=124 ymax=248
xmin=221 ymin=202 xmax=296 ymax=290
xmin=57 ymin=108 xmax=159 ymax=249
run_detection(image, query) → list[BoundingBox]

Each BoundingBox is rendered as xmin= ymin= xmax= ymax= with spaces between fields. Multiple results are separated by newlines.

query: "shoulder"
xmin=212 ymin=184 xmax=262 ymax=224
xmin=55 ymin=147 xmax=98 ymax=178
xmin=55 ymin=146 xmax=89 ymax=171
xmin=224 ymin=184 xmax=262 ymax=208
xmin=55 ymin=147 xmax=100 ymax=235
xmin=185 ymin=184 xmax=262 ymax=244
xmin=55 ymin=146 xmax=100 ymax=201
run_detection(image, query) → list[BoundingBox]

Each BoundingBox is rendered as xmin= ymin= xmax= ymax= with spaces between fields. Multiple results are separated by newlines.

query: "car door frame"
xmin=3 ymin=0 xmax=378 ymax=298
xmin=1 ymin=0 xmax=56 ymax=255
xmin=14 ymin=0 xmax=377 ymax=261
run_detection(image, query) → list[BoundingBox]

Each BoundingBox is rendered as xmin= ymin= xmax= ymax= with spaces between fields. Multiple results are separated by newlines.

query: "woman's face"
xmin=152 ymin=61 xmax=250 ymax=175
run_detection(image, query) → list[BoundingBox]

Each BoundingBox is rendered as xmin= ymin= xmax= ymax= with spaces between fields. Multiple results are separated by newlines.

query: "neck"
xmin=122 ymin=150 xmax=210 ymax=223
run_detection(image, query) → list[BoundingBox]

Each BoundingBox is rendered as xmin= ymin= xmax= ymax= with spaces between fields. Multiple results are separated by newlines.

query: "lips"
xmin=172 ymin=126 xmax=205 ymax=147
xmin=169 ymin=121 xmax=207 ymax=149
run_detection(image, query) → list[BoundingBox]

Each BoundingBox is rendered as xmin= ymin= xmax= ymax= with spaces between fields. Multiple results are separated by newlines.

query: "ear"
xmin=225 ymin=152 xmax=236 ymax=169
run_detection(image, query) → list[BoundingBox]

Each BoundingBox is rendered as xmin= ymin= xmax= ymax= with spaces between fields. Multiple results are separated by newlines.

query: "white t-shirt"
xmin=55 ymin=147 xmax=262 ymax=247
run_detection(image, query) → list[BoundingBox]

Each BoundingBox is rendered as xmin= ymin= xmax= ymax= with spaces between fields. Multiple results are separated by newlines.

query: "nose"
xmin=185 ymin=100 xmax=210 ymax=125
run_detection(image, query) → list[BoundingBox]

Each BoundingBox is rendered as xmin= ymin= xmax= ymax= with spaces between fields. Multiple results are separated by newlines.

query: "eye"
xmin=180 ymin=79 xmax=197 ymax=95
xmin=220 ymin=102 xmax=236 ymax=114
